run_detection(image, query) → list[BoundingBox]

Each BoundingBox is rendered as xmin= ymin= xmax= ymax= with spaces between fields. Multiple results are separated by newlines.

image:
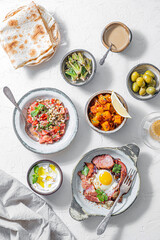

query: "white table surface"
xmin=0 ymin=0 xmax=160 ymax=239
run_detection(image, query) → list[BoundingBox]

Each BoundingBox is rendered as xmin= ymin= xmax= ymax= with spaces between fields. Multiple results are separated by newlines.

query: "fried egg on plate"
xmin=93 ymin=170 xmax=119 ymax=194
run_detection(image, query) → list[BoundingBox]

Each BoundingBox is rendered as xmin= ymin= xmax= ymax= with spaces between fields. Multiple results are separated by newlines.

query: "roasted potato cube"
xmin=102 ymin=111 xmax=111 ymax=121
xmin=104 ymin=94 xmax=111 ymax=103
xmin=101 ymin=121 xmax=110 ymax=131
xmin=103 ymin=103 xmax=111 ymax=111
xmin=90 ymin=106 xmax=103 ymax=114
xmin=90 ymin=105 xmax=98 ymax=114
xmin=94 ymin=100 xmax=101 ymax=107
xmin=98 ymin=94 xmax=107 ymax=105
xmin=114 ymin=115 xmax=122 ymax=124
xmin=91 ymin=117 xmax=99 ymax=127
xmin=95 ymin=112 xmax=103 ymax=121
xmin=96 ymin=107 xmax=103 ymax=113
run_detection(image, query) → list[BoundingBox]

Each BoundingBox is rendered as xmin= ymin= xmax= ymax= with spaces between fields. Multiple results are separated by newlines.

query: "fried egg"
xmin=93 ymin=170 xmax=119 ymax=195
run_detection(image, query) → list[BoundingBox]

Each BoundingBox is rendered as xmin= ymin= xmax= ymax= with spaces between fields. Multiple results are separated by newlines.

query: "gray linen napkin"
xmin=0 ymin=169 xmax=75 ymax=240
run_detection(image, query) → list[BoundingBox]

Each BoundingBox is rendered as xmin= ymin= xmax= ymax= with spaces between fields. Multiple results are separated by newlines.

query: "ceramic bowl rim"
xmin=126 ymin=63 xmax=160 ymax=101
xmin=27 ymin=159 xmax=63 ymax=196
xmin=60 ymin=49 xmax=97 ymax=86
xmin=85 ymin=90 xmax=128 ymax=134
xmin=13 ymin=87 xmax=79 ymax=154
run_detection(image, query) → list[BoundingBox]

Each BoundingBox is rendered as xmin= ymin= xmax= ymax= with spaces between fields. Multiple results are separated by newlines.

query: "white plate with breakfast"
xmin=70 ymin=144 xmax=140 ymax=221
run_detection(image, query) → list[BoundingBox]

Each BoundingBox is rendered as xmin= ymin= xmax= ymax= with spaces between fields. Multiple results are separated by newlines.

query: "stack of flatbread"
xmin=0 ymin=1 xmax=60 ymax=69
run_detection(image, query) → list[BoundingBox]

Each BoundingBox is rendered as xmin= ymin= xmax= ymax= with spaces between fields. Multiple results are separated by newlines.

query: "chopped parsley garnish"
xmin=46 ymin=122 xmax=53 ymax=129
xmin=112 ymin=164 xmax=121 ymax=174
xmin=95 ymin=189 xmax=108 ymax=202
xmin=81 ymin=165 xmax=89 ymax=176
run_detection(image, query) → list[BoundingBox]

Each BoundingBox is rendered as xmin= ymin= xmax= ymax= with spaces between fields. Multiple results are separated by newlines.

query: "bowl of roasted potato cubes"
xmin=127 ymin=63 xmax=160 ymax=100
xmin=85 ymin=90 xmax=128 ymax=134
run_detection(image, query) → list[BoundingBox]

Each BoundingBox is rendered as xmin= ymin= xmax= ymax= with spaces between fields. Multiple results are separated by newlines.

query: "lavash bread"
xmin=0 ymin=1 xmax=60 ymax=68
xmin=29 ymin=5 xmax=60 ymax=66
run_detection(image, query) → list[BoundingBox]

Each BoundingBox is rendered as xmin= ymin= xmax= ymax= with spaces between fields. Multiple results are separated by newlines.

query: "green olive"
xmin=131 ymin=72 xmax=140 ymax=82
xmin=132 ymin=82 xmax=139 ymax=92
xmin=145 ymin=70 xmax=155 ymax=78
xmin=143 ymin=74 xmax=152 ymax=84
xmin=146 ymin=87 xmax=156 ymax=95
xmin=136 ymin=77 xmax=145 ymax=87
xmin=148 ymin=79 xmax=156 ymax=87
xmin=139 ymin=87 xmax=146 ymax=96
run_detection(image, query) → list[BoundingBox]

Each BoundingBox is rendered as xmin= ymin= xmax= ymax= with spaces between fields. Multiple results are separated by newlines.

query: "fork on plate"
xmin=97 ymin=168 xmax=137 ymax=235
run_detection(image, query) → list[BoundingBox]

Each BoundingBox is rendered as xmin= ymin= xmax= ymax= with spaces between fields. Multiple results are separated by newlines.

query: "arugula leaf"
xmin=81 ymin=165 xmax=89 ymax=176
xmin=95 ymin=189 xmax=102 ymax=195
xmin=97 ymin=194 xmax=104 ymax=202
xmin=112 ymin=164 xmax=121 ymax=174
xmin=32 ymin=174 xmax=38 ymax=184
xmin=103 ymin=193 xmax=108 ymax=201
xmin=34 ymin=165 xmax=39 ymax=174
xmin=95 ymin=188 xmax=108 ymax=202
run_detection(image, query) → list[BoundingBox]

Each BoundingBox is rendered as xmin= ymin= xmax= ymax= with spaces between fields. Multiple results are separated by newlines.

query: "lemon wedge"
xmin=111 ymin=91 xmax=131 ymax=118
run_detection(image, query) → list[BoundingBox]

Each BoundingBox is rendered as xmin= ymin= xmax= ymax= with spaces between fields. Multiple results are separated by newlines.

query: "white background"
xmin=0 ymin=0 xmax=160 ymax=239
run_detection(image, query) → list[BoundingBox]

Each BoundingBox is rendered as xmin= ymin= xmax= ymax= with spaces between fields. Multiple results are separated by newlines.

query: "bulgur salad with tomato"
xmin=27 ymin=98 xmax=69 ymax=144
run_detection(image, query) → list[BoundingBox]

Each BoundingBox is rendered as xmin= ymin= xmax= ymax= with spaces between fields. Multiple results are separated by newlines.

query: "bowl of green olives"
xmin=127 ymin=63 xmax=160 ymax=100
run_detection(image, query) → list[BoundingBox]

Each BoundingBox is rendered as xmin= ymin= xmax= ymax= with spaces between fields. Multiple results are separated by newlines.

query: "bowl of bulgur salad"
xmin=27 ymin=98 xmax=69 ymax=144
xmin=13 ymin=88 xmax=78 ymax=154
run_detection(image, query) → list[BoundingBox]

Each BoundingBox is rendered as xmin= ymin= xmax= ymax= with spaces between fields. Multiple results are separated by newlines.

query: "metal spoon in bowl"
xmin=99 ymin=43 xmax=112 ymax=65
xmin=3 ymin=86 xmax=38 ymax=142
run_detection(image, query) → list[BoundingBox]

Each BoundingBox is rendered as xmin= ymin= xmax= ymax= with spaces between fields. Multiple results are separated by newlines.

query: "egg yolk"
xmin=99 ymin=171 xmax=112 ymax=185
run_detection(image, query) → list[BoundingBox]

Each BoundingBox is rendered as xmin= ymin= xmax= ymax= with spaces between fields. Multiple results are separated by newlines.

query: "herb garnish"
xmin=112 ymin=164 xmax=121 ymax=174
xmin=95 ymin=189 xmax=108 ymax=202
xmin=81 ymin=165 xmax=89 ymax=176
xmin=32 ymin=165 xmax=39 ymax=184
xmin=31 ymin=104 xmax=45 ymax=117
xmin=45 ymin=122 xmax=53 ymax=130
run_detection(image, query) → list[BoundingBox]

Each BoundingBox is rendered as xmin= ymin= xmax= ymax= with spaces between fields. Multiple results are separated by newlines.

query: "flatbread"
xmin=0 ymin=2 xmax=60 ymax=68
xmin=28 ymin=5 xmax=60 ymax=66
